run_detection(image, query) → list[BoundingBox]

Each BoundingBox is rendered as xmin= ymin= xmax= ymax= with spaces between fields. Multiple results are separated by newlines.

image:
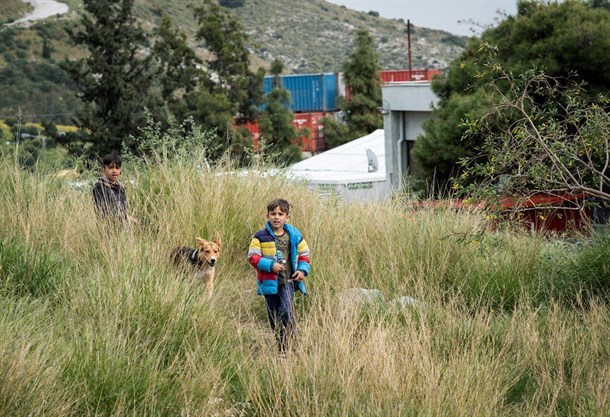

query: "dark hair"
xmin=101 ymin=152 xmax=122 ymax=168
xmin=267 ymin=198 xmax=291 ymax=214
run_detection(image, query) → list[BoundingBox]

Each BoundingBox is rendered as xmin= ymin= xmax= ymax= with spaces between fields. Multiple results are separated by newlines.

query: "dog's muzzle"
xmin=207 ymin=258 xmax=216 ymax=267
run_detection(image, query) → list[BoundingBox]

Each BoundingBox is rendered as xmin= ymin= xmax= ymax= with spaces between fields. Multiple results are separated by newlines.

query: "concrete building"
xmin=381 ymin=81 xmax=439 ymax=192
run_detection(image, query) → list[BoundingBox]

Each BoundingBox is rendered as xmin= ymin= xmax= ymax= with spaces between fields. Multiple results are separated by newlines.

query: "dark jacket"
xmin=92 ymin=177 xmax=128 ymax=220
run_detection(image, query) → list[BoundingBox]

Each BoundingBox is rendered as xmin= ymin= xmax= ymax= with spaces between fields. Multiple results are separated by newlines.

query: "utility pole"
xmin=407 ymin=20 xmax=413 ymax=78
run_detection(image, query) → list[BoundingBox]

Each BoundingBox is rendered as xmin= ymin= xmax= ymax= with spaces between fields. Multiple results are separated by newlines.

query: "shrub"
xmin=219 ymin=0 xmax=245 ymax=7
xmin=561 ymin=228 xmax=610 ymax=301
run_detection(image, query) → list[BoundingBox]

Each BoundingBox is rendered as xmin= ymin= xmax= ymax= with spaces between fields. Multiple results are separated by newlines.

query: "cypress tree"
xmin=259 ymin=58 xmax=301 ymax=163
xmin=342 ymin=29 xmax=382 ymax=138
xmin=152 ymin=14 xmax=203 ymax=119
xmin=194 ymin=0 xmax=264 ymax=126
xmin=324 ymin=28 xmax=382 ymax=149
xmin=61 ymin=0 xmax=155 ymax=156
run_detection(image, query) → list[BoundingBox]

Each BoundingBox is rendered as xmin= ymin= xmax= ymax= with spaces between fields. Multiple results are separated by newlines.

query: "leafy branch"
xmin=455 ymin=44 xmax=610 ymax=208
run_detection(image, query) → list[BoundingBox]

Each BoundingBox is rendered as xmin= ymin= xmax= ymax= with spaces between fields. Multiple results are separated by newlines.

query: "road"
xmin=9 ymin=0 xmax=69 ymax=26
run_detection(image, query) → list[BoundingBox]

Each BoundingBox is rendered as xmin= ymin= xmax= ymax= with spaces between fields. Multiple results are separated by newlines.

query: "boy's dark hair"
xmin=267 ymin=198 xmax=291 ymax=214
xmin=101 ymin=152 xmax=122 ymax=168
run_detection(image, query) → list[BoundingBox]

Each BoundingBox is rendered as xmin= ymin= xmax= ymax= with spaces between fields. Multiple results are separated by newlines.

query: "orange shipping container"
xmin=379 ymin=69 xmax=442 ymax=83
xmin=293 ymin=112 xmax=326 ymax=153
xmin=236 ymin=112 xmax=328 ymax=154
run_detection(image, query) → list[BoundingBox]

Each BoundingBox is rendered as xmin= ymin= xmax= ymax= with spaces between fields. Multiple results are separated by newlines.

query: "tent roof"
xmin=288 ymin=129 xmax=386 ymax=184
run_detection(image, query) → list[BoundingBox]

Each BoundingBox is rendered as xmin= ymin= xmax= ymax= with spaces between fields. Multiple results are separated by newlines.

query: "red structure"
xmin=236 ymin=112 xmax=327 ymax=154
xmin=292 ymin=112 xmax=326 ymax=153
xmin=408 ymin=193 xmax=593 ymax=234
xmin=498 ymin=193 xmax=590 ymax=234
xmin=379 ymin=69 xmax=442 ymax=83
xmin=346 ymin=68 xmax=442 ymax=100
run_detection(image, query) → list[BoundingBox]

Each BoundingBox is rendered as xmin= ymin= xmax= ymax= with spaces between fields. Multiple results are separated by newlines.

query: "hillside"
xmin=0 ymin=0 xmax=470 ymax=123
xmin=126 ymin=0 xmax=469 ymax=72
xmin=231 ymin=0 xmax=467 ymax=72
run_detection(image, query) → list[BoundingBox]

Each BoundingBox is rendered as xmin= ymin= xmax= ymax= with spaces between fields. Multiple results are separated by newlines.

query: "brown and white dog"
xmin=172 ymin=233 xmax=221 ymax=295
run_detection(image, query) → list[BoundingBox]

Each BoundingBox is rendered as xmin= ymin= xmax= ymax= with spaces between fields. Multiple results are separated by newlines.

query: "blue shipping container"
xmin=263 ymin=73 xmax=339 ymax=113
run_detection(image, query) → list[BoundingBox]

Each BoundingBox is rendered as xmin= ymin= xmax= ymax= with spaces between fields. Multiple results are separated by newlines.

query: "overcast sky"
xmin=325 ymin=0 xmax=519 ymax=36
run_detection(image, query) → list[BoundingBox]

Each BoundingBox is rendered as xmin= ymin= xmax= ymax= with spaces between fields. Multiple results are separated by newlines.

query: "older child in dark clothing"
xmin=247 ymin=198 xmax=311 ymax=352
xmin=92 ymin=152 xmax=138 ymax=224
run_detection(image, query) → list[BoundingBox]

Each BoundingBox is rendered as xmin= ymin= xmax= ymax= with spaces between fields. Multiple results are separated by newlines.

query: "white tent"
xmin=287 ymin=129 xmax=390 ymax=202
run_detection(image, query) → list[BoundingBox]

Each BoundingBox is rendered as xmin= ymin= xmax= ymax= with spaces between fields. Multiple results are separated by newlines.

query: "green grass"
xmin=0 ymin=152 xmax=608 ymax=416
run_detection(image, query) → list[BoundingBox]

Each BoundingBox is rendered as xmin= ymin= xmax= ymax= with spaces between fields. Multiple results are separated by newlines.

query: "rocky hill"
xmin=132 ymin=0 xmax=469 ymax=72
xmin=231 ymin=0 xmax=468 ymax=72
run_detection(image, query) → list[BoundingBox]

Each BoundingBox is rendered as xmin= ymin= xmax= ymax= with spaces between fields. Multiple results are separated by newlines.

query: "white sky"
xmin=325 ymin=0 xmax=519 ymax=36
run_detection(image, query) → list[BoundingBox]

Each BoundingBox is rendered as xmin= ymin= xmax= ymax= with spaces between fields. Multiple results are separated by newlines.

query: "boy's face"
xmin=102 ymin=162 xmax=121 ymax=183
xmin=266 ymin=206 xmax=290 ymax=233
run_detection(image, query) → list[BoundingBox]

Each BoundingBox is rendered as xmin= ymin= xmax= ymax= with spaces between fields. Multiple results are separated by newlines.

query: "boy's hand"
xmin=271 ymin=262 xmax=286 ymax=273
xmin=292 ymin=270 xmax=304 ymax=282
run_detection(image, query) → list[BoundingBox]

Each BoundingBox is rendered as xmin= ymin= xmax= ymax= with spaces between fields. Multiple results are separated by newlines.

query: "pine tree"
xmin=259 ymin=59 xmax=301 ymax=164
xmin=61 ymin=0 xmax=155 ymax=156
xmin=324 ymin=29 xmax=382 ymax=149
xmin=41 ymin=36 xmax=52 ymax=59
xmin=152 ymin=14 xmax=204 ymax=120
xmin=343 ymin=29 xmax=382 ymax=137
xmin=194 ymin=0 xmax=264 ymax=125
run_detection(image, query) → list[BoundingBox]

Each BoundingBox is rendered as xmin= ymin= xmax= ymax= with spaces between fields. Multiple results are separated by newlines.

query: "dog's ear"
xmin=195 ymin=237 xmax=207 ymax=248
xmin=214 ymin=232 xmax=222 ymax=250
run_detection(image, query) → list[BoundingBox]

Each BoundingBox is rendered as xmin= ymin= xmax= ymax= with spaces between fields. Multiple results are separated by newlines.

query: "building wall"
xmin=306 ymin=180 xmax=392 ymax=203
xmin=381 ymin=82 xmax=439 ymax=191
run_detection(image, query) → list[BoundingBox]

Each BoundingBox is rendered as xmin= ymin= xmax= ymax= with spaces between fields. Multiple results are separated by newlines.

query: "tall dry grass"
xmin=0 ymin=153 xmax=608 ymax=416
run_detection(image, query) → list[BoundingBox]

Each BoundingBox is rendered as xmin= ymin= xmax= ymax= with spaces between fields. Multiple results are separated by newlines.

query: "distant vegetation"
xmin=0 ymin=21 xmax=83 ymax=125
xmin=219 ymin=0 xmax=245 ymax=7
xmin=2 ymin=0 xmax=452 ymax=160
xmin=0 ymin=0 xmax=31 ymax=24
xmin=415 ymin=0 xmax=610 ymax=195
xmin=0 ymin=0 xmax=467 ymax=128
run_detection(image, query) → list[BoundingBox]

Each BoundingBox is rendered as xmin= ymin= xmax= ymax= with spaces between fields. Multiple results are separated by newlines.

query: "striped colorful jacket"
xmin=247 ymin=222 xmax=310 ymax=295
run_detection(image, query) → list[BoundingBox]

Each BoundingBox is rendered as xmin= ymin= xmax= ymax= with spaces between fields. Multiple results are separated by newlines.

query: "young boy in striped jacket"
xmin=247 ymin=198 xmax=311 ymax=352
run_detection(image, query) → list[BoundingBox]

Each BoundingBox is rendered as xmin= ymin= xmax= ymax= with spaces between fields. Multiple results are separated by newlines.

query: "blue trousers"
xmin=264 ymin=282 xmax=296 ymax=352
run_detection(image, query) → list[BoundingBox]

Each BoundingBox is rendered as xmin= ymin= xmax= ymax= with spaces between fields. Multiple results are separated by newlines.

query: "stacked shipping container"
xmin=261 ymin=69 xmax=441 ymax=113
xmin=240 ymin=69 xmax=441 ymax=153
xmin=263 ymin=73 xmax=343 ymax=113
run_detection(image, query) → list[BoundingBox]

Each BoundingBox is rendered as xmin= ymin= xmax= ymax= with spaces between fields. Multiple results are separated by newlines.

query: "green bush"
xmin=219 ymin=0 xmax=245 ymax=7
xmin=561 ymin=228 xmax=610 ymax=301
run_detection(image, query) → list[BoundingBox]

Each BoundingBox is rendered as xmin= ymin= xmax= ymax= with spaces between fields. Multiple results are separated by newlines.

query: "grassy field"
xmin=0 ymin=150 xmax=609 ymax=416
